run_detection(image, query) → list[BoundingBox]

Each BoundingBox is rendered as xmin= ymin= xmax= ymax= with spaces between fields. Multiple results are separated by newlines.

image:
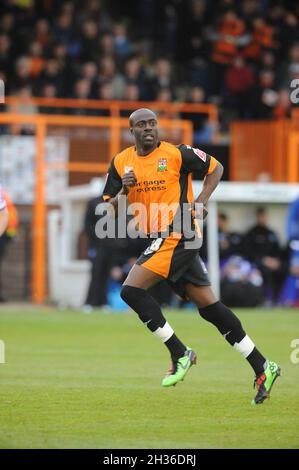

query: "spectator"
xmin=99 ymin=33 xmax=115 ymax=58
xmin=98 ymin=81 xmax=114 ymax=101
xmin=98 ymin=56 xmax=125 ymax=99
xmin=250 ymin=69 xmax=278 ymax=119
xmin=149 ymin=58 xmax=174 ymax=100
xmin=12 ymin=56 xmax=32 ymax=89
xmin=28 ymin=41 xmax=45 ymax=78
xmin=181 ymin=85 xmax=215 ymax=144
xmin=243 ymin=15 xmax=278 ymax=62
xmin=0 ymin=34 xmax=12 ymax=78
xmin=243 ymin=207 xmax=283 ymax=303
xmin=80 ymin=20 xmax=99 ymax=62
xmin=82 ymin=196 xmax=120 ymax=312
xmin=224 ymin=55 xmax=255 ymax=118
xmin=33 ymin=18 xmax=51 ymax=49
xmin=53 ymin=13 xmax=74 ymax=48
xmin=72 ymin=78 xmax=91 ymax=99
xmin=37 ymin=57 xmax=64 ymax=95
xmin=124 ymin=83 xmax=140 ymax=102
xmin=8 ymin=85 xmax=38 ymax=134
xmin=218 ymin=213 xmax=244 ymax=261
xmin=220 ymin=255 xmax=264 ymax=307
xmin=124 ymin=55 xmax=146 ymax=99
xmin=113 ymin=22 xmax=133 ymax=62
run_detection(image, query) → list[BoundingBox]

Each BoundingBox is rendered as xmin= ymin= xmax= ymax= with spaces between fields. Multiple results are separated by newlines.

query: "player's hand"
xmin=121 ymin=170 xmax=137 ymax=194
xmin=192 ymin=203 xmax=208 ymax=220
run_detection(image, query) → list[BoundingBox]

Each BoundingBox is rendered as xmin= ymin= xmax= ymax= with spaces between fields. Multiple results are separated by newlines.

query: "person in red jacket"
xmin=224 ymin=55 xmax=255 ymax=118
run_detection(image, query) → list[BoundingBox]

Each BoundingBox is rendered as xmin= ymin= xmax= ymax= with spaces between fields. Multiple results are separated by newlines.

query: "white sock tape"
xmin=153 ymin=322 xmax=174 ymax=343
xmin=233 ymin=335 xmax=255 ymax=358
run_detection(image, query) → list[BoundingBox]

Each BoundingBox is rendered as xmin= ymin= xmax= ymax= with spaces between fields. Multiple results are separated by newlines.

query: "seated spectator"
xmin=149 ymin=58 xmax=175 ymax=100
xmin=243 ymin=15 xmax=278 ymax=62
xmin=37 ymin=58 xmax=64 ymax=96
xmin=99 ymin=33 xmax=114 ymax=58
xmin=80 ymin=20 xmax=99 ymax=62
xmin=243 ymin=207 xmax=283 ymax=303
xmin=124 ymin=55 xmax=147 ymax=99
xmin=98 ymin=56 xmax=125 ymax=99
xmin=8 ymin=85 xmax=38 ymax=134
xmin=28 ymin=41 xmax=45 ymax=78
xmin=0 ymin=34 xmax=12 ymax=78
xmin=181 ymin=86 xmax=215 ymax=144
xmin=155 ymin=87 xmax=176 ymax=119
xmin=113 ymin=22 xmax=133 ymax=62
xmin=12 ymin=56 xmax=32 ymax=90
xmin=124 ymin=82 xmax=140 ymax=102
xmin=39 ymin=83 xmax=63 ymax=114
xmin=221 ymin=255 xmax=264 ymax=307
xmin=218 ymin=213 xmax=244 ymax=261
xmin=33 ymin=18 xmax=51 ymax=49
xmin=250 ymin=69 xmax=278 ymax=119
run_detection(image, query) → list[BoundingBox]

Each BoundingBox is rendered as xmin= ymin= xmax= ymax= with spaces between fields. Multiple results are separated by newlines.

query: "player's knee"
xmin=198 ymin=301 xmax=242 ymax=334
xmin=120 ymin=285 xmax=143 ymax=307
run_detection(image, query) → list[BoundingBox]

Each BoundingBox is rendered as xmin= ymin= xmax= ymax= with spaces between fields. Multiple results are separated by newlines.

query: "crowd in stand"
xmin=1 ymin=0 xmax=299 ymax=135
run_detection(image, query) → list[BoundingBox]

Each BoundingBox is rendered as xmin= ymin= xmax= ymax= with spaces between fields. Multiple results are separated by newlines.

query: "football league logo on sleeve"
xmin=193 ymin=148 xmax=206 ymax=162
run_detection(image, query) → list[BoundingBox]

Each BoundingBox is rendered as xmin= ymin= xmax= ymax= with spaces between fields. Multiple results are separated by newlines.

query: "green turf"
xmin=0 ymin=306 xmax=298 ymax=449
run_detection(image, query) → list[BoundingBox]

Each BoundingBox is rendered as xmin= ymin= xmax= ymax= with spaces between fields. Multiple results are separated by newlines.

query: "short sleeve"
xmin=0 ymin=186 xmax=7 ymax=210
xmin=101 ymin=157 xmax=122 ymax=201
xmin=178 ymin=144 xmax=212 ymax=177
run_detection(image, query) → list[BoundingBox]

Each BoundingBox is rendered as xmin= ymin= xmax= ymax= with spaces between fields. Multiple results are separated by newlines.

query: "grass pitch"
xmin=0 ymin=306 xmax=298 ymax=449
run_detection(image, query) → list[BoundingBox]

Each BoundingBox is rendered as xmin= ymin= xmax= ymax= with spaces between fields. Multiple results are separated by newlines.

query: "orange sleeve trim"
xmin=207 ymin=156 xmax=218 ymax=174
xmin=102 ymin=195 xmax=111 ymax=201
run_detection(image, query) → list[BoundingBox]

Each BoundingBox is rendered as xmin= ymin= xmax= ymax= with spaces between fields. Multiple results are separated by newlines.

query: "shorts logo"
xmin=144 ymin=238 xmax=163 ymax=255
xmin=157 ymin=158 xmax=167 ymax=172
xmin=193 ymin=148 xmax=206 ymax=162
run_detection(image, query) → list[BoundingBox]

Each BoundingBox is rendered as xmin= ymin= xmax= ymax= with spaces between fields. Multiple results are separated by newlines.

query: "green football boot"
xmin=252 ymin=360 xmax=281 ymax=405
xmin=162 ymin=348 xmax=197 ymax=388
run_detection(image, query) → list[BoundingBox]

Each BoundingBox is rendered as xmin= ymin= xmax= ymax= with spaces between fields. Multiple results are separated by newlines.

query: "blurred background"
xmin=0 ymin=0 xmax=299 ymax=310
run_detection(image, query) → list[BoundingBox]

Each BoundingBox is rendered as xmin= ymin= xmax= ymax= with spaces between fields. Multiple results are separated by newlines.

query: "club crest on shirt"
xmin=157 ymin=158 xmax=167 ymax=172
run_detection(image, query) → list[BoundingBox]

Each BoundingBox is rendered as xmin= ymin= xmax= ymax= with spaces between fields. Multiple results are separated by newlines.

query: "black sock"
xmin=198 ymin=301 xmax=266 ymax=376
xmin=246 ymin=348 xmax=267 ymax=376
xmin=120 ymin=285 xmax=186 ymax=362
xmin=165 ymin=334 xmax=186 ymax=363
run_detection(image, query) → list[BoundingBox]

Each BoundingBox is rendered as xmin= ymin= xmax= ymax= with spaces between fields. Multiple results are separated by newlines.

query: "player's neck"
xmin=136 ymin=143 xmax=158 ymax=156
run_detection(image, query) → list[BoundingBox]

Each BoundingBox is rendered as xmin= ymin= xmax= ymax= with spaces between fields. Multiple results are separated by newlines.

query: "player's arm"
xmin=195 ymin=159 xmax=223 ymax=208
xmin=101 ymin=157 xmax=137 ymax=218
xmin=178 ymin=144 xmax=223 ymax=218
xmin=0 ymin=207 xmax=9 ymax=236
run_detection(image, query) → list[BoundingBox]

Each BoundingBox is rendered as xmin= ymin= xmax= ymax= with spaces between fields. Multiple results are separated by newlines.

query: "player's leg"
xmin=121 ymin=264 xmax=194 ymax=374
xmin=185 ymin=283 xmax=281 ymax=404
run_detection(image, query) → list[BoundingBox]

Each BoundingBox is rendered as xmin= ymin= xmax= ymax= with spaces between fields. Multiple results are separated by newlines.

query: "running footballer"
xmin=101 ymin=108 xmax=280 ymax=405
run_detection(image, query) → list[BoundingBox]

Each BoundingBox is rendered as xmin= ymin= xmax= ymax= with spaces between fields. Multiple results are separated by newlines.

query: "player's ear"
xmin=130 ymin=127 xmax=133 ymax=134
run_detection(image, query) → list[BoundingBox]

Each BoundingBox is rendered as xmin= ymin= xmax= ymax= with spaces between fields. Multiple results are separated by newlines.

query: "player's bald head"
xmin=129 ymin=108 xmax=157 ymax=127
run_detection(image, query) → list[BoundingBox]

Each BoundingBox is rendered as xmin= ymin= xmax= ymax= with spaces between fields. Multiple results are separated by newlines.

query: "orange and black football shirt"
xmin=102 ymin=141 xmax=218 ymax=235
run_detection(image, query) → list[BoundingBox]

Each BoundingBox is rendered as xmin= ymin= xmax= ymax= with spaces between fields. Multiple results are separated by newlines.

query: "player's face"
xmin=131 ymin=114 xmax=159 ymax=152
